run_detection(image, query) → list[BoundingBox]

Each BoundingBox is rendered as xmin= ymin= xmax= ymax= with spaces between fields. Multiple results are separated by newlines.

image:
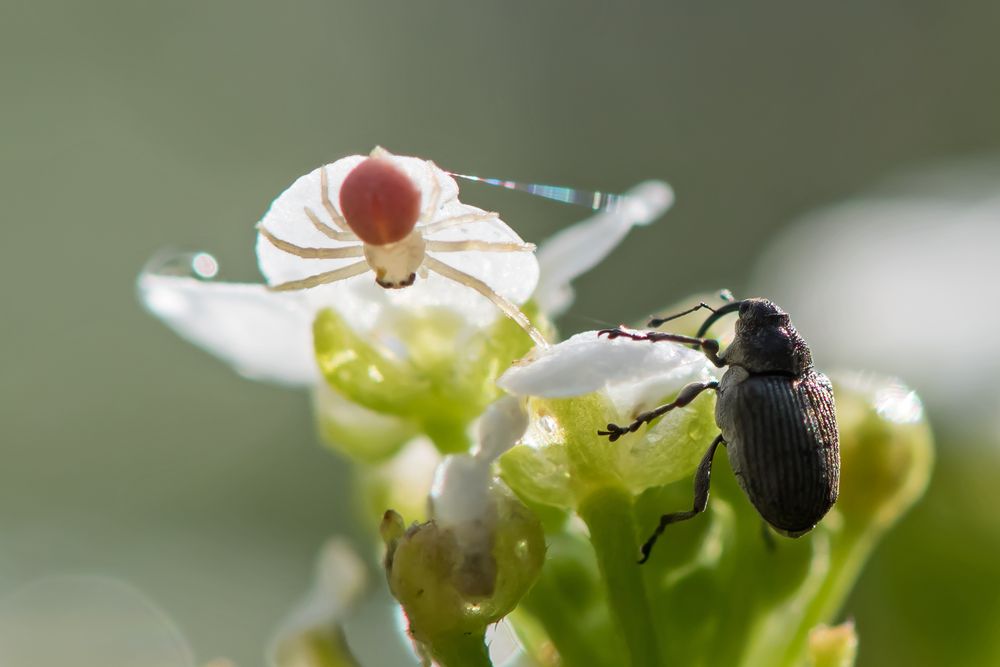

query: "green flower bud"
xmin=833 ymin=373 xmax=934 ymax=531
xmin=382 ymin=484 xmax=545 ymax=666
xmin=807 ymin=622 xmax=858 ymax=667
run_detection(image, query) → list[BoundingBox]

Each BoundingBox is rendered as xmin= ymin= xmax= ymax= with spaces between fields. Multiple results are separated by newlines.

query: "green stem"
xmin=520 ymin=574 xmax=616 ymax=667
xmin=578 ymin=486 xmax=663 ymax=667
xmin=429 ymin=631 xmax=493 ymax=667
xmin=776 ymin=525 xmax=877 ymax=667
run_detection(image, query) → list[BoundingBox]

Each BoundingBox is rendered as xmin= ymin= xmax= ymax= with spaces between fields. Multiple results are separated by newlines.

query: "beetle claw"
xmin=598 ymin=423 xmax=626 ymax=442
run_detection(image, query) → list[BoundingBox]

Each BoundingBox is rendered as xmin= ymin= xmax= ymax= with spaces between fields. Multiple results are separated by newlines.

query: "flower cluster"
xmin=139 ymin=149 xmax=932 ymax=667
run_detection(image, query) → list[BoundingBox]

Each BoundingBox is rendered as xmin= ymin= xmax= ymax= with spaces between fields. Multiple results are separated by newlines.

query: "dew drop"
xmin=539 ymin=415 xmax=557 ymax=434
xmin=141 ymin=250 xmax=220 ymax=280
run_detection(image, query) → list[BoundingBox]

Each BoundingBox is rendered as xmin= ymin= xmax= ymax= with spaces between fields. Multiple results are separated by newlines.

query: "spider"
xmin=257 ymin=148 xmax=548 ymax=347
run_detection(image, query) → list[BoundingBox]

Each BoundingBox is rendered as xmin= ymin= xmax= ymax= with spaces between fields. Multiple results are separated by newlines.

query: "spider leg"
xmin=420 ymin=161 xmax=443 ymax=225
xmin=319 ymin=166 xmax=351 ymax=233
xmin=425 ymin=240 xmax=536 ymax=253
xmin=423 ymin=256 xmax=548 ymax=348
xmin=259 ymin=228 xmax=365 ymax=259
xmin=268 ymin=260 xmax=371 ymax=291
xmin=418 ymin=212 xmax=501 ymax=235
xmin=303 ymin=207 xmax=358 ymax=242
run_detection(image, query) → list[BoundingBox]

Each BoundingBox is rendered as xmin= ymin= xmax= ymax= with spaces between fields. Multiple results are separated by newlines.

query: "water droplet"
xmin=141 ymin=250 xmax=220 ymax=280
xmin=539 ymin=415 xmax=557 ymax=434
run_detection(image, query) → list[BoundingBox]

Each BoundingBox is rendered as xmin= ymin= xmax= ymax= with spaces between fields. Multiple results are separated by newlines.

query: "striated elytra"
xmin=598 ymin=297 xmax=840 ymax=563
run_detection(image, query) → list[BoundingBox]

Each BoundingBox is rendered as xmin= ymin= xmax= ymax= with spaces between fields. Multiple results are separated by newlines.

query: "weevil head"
xmin=722 ymin=298 xmax=813 ymax=374
xmin=339 ymin=156 xmax=422 ymax=245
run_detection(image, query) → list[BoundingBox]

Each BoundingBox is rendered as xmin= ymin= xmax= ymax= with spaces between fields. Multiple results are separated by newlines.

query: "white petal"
xmin=431 ymin=398 xmax=528 ymax=529
xmin=475 ymin=396 xmax=528 ymax=462
xmin=498 ymin=329 xmax=717 ymax=411
xmin=0 ymin=576 xmax=195 ymax=667
xmin=138 ymin=272 xmax=316 ymax=386
xmin=267 ymin=538 xmax=368 ymax=667
xmin=256 ymin=154 xmax=538 ymax=332
xmin=430 ymin=455 xmax=493 ymax=528
xmin=535 ymin=180 xmax=674 ymax=316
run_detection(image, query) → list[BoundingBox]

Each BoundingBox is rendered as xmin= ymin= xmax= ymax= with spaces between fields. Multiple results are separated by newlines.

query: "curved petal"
xmin=138 ymin=272 xmax=316 ymax=386
xmin=267 ymin=538 xmax=368 ymax=667
xmin=498 ymin=329 xmax=717 ymax=412
xmin=534 ymin=180 xmax=674 ymax=317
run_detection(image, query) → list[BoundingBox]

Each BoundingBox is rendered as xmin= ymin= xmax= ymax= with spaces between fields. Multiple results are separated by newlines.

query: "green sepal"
xmin=313 ymin=303 xmax=539 ymax=455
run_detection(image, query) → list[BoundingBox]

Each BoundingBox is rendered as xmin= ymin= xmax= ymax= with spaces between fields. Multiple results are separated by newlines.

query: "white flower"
xmin=497 ymin=329 xmax=721 ymax=504
xmin=749 ymin=157 xmax=1000 ymax=429
xmin=499 ymin=328 xmax=718 ymax=413
xmin=138 ymin=149 xmax=672 ymax=388
xmin=267 ymin=538 xmax=368 ymax=667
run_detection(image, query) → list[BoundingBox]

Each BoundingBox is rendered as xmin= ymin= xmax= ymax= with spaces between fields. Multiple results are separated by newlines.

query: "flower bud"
xmin=833 ymin=373 xmax=934 ymax=531
xmin=807 ymin=621 xmax=858 ymax=667
xmin=382 ymin=484 xmax=544 ymax=662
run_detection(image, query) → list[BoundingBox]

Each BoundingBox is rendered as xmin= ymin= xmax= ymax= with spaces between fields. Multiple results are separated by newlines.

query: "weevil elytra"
xmin=598 ymin=297 xmax=840 ymax=563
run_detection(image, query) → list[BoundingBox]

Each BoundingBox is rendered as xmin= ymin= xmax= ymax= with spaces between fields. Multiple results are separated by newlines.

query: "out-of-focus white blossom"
xmin=268 ymin=539 xmax=368 ymax=667
xmin=751 ymin=158 xmax=1000 ymax=432
xmin=138 ymin=152 xmax=672 ymax=388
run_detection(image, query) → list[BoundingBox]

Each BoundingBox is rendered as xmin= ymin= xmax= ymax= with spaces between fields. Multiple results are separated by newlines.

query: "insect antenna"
xmin=695 ymin=301 xmax=744 ymax=338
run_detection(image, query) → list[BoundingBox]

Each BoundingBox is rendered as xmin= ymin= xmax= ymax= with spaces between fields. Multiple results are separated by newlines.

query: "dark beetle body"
xmin=715 ymin=299 xmax=839 ymax=536
xmin=719 ymin=367 xmax=839 ymax=535
xmin=599 ymin=297 xmax=840 ymax=561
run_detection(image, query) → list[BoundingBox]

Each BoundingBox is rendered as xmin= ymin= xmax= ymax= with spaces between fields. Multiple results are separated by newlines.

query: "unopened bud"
xmin=383 ymin=484 xmax=544 ymax=657
xmin=807 ymin=621 xmax=858 ymax=667
xmin=833 ymin=373 xmax=934 ymax=531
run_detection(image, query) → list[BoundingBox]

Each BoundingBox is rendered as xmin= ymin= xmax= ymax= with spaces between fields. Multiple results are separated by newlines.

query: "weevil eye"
xmin=339 ymin=157 xmax=422 ymax=245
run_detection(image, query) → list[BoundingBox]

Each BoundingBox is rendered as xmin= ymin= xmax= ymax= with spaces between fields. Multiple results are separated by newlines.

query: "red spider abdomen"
xmin=339 ymin=158 xmax=422 ymax=245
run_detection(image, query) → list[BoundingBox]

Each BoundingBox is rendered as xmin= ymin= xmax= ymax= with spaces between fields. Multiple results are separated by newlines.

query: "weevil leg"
xmin=598 ymin=380 xmax=719 ymax=442
xmin=638 ymin=434 xmax=725 ymax=564
xmin=598 ymin=327 xmax=725 ymax=367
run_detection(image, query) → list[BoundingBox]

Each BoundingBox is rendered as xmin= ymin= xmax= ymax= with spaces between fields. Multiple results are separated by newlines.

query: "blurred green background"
xmin=3 ymin=1 xmax=1000 ymax=665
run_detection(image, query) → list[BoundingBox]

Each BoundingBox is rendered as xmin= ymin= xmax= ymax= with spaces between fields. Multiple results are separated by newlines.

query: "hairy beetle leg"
xmin=598 ymin=380 xmax=720 ymax=441
xmin=639 ymin=433 xmax=726 ymax=564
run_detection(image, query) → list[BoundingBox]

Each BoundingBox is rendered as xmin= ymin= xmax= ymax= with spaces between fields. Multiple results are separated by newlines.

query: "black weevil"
xmin=598 ymin=297 xmax=840 ymax=563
